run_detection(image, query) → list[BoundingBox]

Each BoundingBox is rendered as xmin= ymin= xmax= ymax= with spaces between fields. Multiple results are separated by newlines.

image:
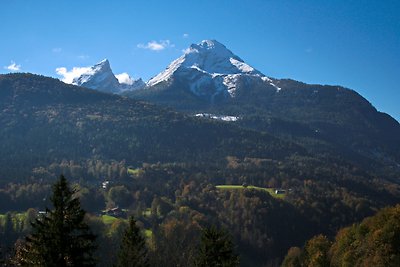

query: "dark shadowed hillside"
xmin=0 ymin=73 xmax=302 ymax=181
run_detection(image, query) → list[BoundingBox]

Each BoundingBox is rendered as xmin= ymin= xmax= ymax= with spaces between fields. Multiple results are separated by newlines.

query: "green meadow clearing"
xmin=100 ymin=214 xmax=120 ymax=225
xmin=127 ymin=167 xmax=143 ymax=176
xmin=216 ymin=185 xmax=286 ymax=199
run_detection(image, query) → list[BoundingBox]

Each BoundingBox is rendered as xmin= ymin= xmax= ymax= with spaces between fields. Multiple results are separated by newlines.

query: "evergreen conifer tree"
xmin=195 ymin=226 xmax=239 ymax=267
xmin=0 ymin=245 xmax=4 ymax=266
xmin=18 ymin=175 xmax=97 ymax=266
xmin=116 ymin=216 xmax=149 ymax=267
xmin=3 ymin=212 xmax=15 ymax=248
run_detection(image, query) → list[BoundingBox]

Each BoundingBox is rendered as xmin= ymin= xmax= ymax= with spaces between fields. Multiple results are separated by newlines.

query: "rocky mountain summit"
xmin=146 ymin=39 xmax=281 ymax=100
xmin=66 ymin=59 xmax=144 ymax=94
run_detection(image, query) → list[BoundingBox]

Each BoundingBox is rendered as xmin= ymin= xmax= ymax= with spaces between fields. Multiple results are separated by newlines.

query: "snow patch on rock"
xmin=195 ymin=113 xmax=239 ymax=122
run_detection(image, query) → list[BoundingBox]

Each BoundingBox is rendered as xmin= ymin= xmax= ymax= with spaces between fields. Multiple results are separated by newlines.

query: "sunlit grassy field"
xmin=216 ymin=185 xmax=286 ymax=199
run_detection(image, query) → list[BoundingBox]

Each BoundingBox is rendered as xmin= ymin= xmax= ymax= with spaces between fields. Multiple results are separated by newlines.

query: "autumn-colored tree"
xmin=302 ymin=235 xmax=331 ymax=267
xmin=330 ymin=205 xmax=400 ymax=267
xmin=281 ymin=247 xmax=302 ymax=267
xmin=282 ymin=204 xmax=400 ymax=267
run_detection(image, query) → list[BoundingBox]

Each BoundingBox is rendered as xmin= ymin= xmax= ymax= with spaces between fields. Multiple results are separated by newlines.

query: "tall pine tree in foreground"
xmin=18 ymin=175 xmax=97 ymax=266
xmin=0 ymin=245 xmax=4 ymax=266
xmin=195 ymin=226 xmax=239 ymax=267
xmin=116 ymin=216 xmax=149 ymax=267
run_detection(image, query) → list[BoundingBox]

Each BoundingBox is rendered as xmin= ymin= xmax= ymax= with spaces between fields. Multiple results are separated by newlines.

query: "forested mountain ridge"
xmin=0 ymin=73 xmax=302 ymax=182
xmin=231 ymin=79 xmax=400 ymax=173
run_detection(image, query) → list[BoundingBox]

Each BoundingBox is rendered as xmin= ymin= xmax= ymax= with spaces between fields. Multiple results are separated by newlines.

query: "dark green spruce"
xmin=116 ymin=216 xmax=149 ymax=267
xmin=0 ymin=246 xmax=4 ymax=266
xmin=195 ymin=226 xmax=239 ymax=267
xmin=18 ymin=175 xmax=97 ymax=266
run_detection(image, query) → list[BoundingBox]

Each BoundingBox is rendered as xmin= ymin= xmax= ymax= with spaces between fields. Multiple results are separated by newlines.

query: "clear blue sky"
xmin=1 ymin=0 xmax=399 ymax=121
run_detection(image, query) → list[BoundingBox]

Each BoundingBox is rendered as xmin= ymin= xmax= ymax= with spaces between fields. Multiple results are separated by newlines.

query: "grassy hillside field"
xmin=216 ymin=185 xmax=286 ymax=199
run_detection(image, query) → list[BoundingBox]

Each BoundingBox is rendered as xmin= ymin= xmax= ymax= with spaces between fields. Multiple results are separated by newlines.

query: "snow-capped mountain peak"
xmin=147 ymin=39 xmax=280 ymax=97
xmin=183 ymin=39 xmax=262 ymax=75
xmin=186 ymin=40 xmax=238 ymax=61
xmin=60 ymin=59 xmax=144 ymax=94
xmin=70 ymin=59 xmax=121 ymax=93
xmin=93 ymin=59 xmax=111 ymax=72
xmin=72 ymin=59 xmax=115 ymax=87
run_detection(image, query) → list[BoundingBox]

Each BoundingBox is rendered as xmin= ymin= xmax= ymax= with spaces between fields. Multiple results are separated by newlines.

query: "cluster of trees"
xmin=282 ymin=204 xmax=400 ymax=267
xmin=0 ymin=183 xmax=51 ymax=212
xmin=1 ymin=176 xmax=239 ymax=267
xmin=1 ymin=158 xmax=400 ymax=266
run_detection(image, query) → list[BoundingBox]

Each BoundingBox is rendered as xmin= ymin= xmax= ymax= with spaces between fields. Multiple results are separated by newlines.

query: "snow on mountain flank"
xmin=195 ymin=113 xmax=239 ymax=122
xmin=147 ymin=39 xmax=281 ymax=97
